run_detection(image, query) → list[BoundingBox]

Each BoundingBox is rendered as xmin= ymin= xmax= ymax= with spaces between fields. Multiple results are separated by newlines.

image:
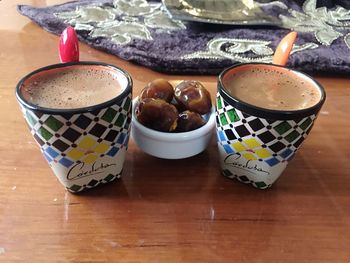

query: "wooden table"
xmin=1 ymin=1 xmax=350 ymax=262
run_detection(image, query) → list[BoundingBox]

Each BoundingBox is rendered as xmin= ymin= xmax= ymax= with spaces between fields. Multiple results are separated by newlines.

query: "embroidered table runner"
xmin=18 ymin=0 xmax=350 ymax=75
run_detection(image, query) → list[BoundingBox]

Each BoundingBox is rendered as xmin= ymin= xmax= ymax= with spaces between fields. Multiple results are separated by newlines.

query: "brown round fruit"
xmin=176 ymin=111 xmax=206 ymax=132
xmin=174 ymin=80 xmax=212 ymax=114
xmin=136 ymin=98 xmax=178 ymax=132
xmin=140 ymin=79 xmax=174 ymax=102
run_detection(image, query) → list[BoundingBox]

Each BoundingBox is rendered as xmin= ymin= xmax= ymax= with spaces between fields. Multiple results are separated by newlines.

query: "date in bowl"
xmin=131 ymin=97 xmax=215 ymax=159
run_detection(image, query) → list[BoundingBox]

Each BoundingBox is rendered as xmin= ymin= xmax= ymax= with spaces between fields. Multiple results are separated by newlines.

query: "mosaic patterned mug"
xmin=216 ymin=63 xmax=326 ymax=189
xmin=16 ymin=62 xmax=132 ymax=193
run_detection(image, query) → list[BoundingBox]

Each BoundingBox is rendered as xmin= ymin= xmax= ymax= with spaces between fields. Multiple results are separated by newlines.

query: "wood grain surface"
xmin=0 ymin=1 xmax=349 ymax=262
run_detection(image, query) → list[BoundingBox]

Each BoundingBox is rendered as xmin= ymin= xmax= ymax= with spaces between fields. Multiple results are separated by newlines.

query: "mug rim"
xmin=218 ymin=63 xmax=326 ymax=120
xmin=16 ymin=61 xmax=133 ymax=115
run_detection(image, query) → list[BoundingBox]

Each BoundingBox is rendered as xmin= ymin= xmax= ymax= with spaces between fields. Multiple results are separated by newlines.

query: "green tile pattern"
xmin=44 ymin=116 xmax=63 ymax=132
xmin=101 ymin=108 xmax=118 ymax=123
xmin=26 ymin=111 xmax=37 ymax=126
xmin=299 ymin=117 xmax=312 ymax=131
xmin=274 ymin=121 xmax=292 ymax=135
xmin=219 ymin=113 xmax=228 ymax=126
xmin=227 ymin=109 xmax=240 ymax=123
xmin=216 ymin=92 xmax=318 ymax=190
xmin=123 ymin=97 xmax=131 ymax=111
xmin=217 ymin=97 xmax=222 ymax=110
xmin=115 ymin=114 xmax=125 ymax=127
xmin=19 ymin=95 xmax=132 ymax=193
xmin=285 ymin=130 xmax=300 ymax=143
xmin=38 ymin=127 xmax=53 ymax=140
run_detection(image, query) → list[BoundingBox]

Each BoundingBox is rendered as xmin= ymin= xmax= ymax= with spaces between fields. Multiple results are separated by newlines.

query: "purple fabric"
xmin=17 ymin=0 xmax=350 ymax=75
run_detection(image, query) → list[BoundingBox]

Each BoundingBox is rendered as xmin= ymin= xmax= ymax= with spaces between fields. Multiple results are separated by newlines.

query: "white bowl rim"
xmin=132 ymin=97 xmax=215 ymax=142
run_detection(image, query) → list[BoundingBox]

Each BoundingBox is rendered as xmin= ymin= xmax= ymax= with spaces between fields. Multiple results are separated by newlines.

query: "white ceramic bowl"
xmin=131 ymin=98 xmax=215 ymax=159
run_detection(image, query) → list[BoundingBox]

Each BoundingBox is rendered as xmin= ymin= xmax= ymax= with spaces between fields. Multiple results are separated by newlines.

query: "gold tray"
xmin=162 ymin=0 xmax=282 ymax=26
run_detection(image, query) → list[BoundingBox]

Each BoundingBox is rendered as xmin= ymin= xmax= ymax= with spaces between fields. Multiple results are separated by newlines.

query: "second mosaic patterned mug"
xmin=16 ymin=62 xmax=132 ymax=193
xmin=216 ymin=63 xmax=326 ymax=189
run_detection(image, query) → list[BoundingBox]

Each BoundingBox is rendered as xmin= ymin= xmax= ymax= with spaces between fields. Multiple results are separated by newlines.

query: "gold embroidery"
xmin=54 ymin=0 xmax=185 ymax=45
xmin=54 ymin=0 xmax=350 ymax=52
xmin=280 ymin=0 xmax=350 ymax=46
xmin=182 ymin=38 xmax=318 ymax=62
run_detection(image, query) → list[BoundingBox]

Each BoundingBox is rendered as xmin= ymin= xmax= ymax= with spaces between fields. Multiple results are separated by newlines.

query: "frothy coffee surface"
xmin=223 ymin=66 xmax=321 ymax=111
xmin=22 ymin=66 xmax=125 ymax=109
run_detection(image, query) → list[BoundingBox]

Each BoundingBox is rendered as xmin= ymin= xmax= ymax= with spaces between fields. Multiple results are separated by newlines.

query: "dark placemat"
xmin=18 ymin=0 xmax=350 ymax=75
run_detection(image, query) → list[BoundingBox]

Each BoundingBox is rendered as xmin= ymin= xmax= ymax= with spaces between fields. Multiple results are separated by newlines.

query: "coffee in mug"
xmin=16 ymin=62 xmax=133 ymax=193
xmin=216 ymin=63 xmax=326 ymax=189
xmin=21 ymin=65 xmax=126 ymax=109
xmin=223 ymin=66 xmax=321 ymax=111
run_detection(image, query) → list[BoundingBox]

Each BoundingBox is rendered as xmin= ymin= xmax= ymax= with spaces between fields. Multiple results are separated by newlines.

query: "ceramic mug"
xmin=216 ymin=63 xmax=326 ymax=189
xmin=16 ymin=62 xmax=132 ymax=193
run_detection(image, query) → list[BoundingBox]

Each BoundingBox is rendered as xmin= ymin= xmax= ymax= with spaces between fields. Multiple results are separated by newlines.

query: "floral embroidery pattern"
xmin=256 ymin=1 xmax=287 ymax=10
xmin=183 ymin=0 xmax=350 ymax=61
xmin=280 ymin=0 xmax=350 ymax=46
xmin=345 ymin=33 xmax=350 ymax=49
xmin=182 ymin=38 xmax=318 ymax=62
xmin=53 ymin=0 xmax=350 ymax=63
xmin=144 ymin=10 xmax=186 ymax=31
xmin=113 ymin=0 xmax=160 ymax=16
xmin=54 ymin=0 xmax=185 ymax=45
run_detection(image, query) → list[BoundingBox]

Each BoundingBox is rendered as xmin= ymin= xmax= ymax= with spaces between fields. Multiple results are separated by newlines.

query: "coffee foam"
xmin=21 ymin=65 xmax=126 ymax=109
xmin=223 ymin=66 xmax=322 ymax=111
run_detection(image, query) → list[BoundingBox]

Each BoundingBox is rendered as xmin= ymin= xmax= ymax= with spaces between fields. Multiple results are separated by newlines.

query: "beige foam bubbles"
xmin=22 ymin=65 xmax=126 ymax=109
xmin=223 ymin=66 xmax=322 ymax=111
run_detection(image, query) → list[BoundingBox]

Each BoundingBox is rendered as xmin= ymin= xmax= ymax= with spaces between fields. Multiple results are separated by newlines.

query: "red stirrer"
xmin=59 ymin=26 xmax=79 ymax=63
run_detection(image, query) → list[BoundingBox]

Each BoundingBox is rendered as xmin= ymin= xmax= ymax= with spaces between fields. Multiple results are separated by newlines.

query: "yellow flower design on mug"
xmin=67 ymin=136 xmax=110 ymax=164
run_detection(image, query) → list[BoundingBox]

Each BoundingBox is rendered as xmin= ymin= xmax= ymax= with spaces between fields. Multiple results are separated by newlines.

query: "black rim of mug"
xmin=218 ymin=63 xmax=326 ymax=120
xmin=16 ymin=61 xmax=133 ymax=115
